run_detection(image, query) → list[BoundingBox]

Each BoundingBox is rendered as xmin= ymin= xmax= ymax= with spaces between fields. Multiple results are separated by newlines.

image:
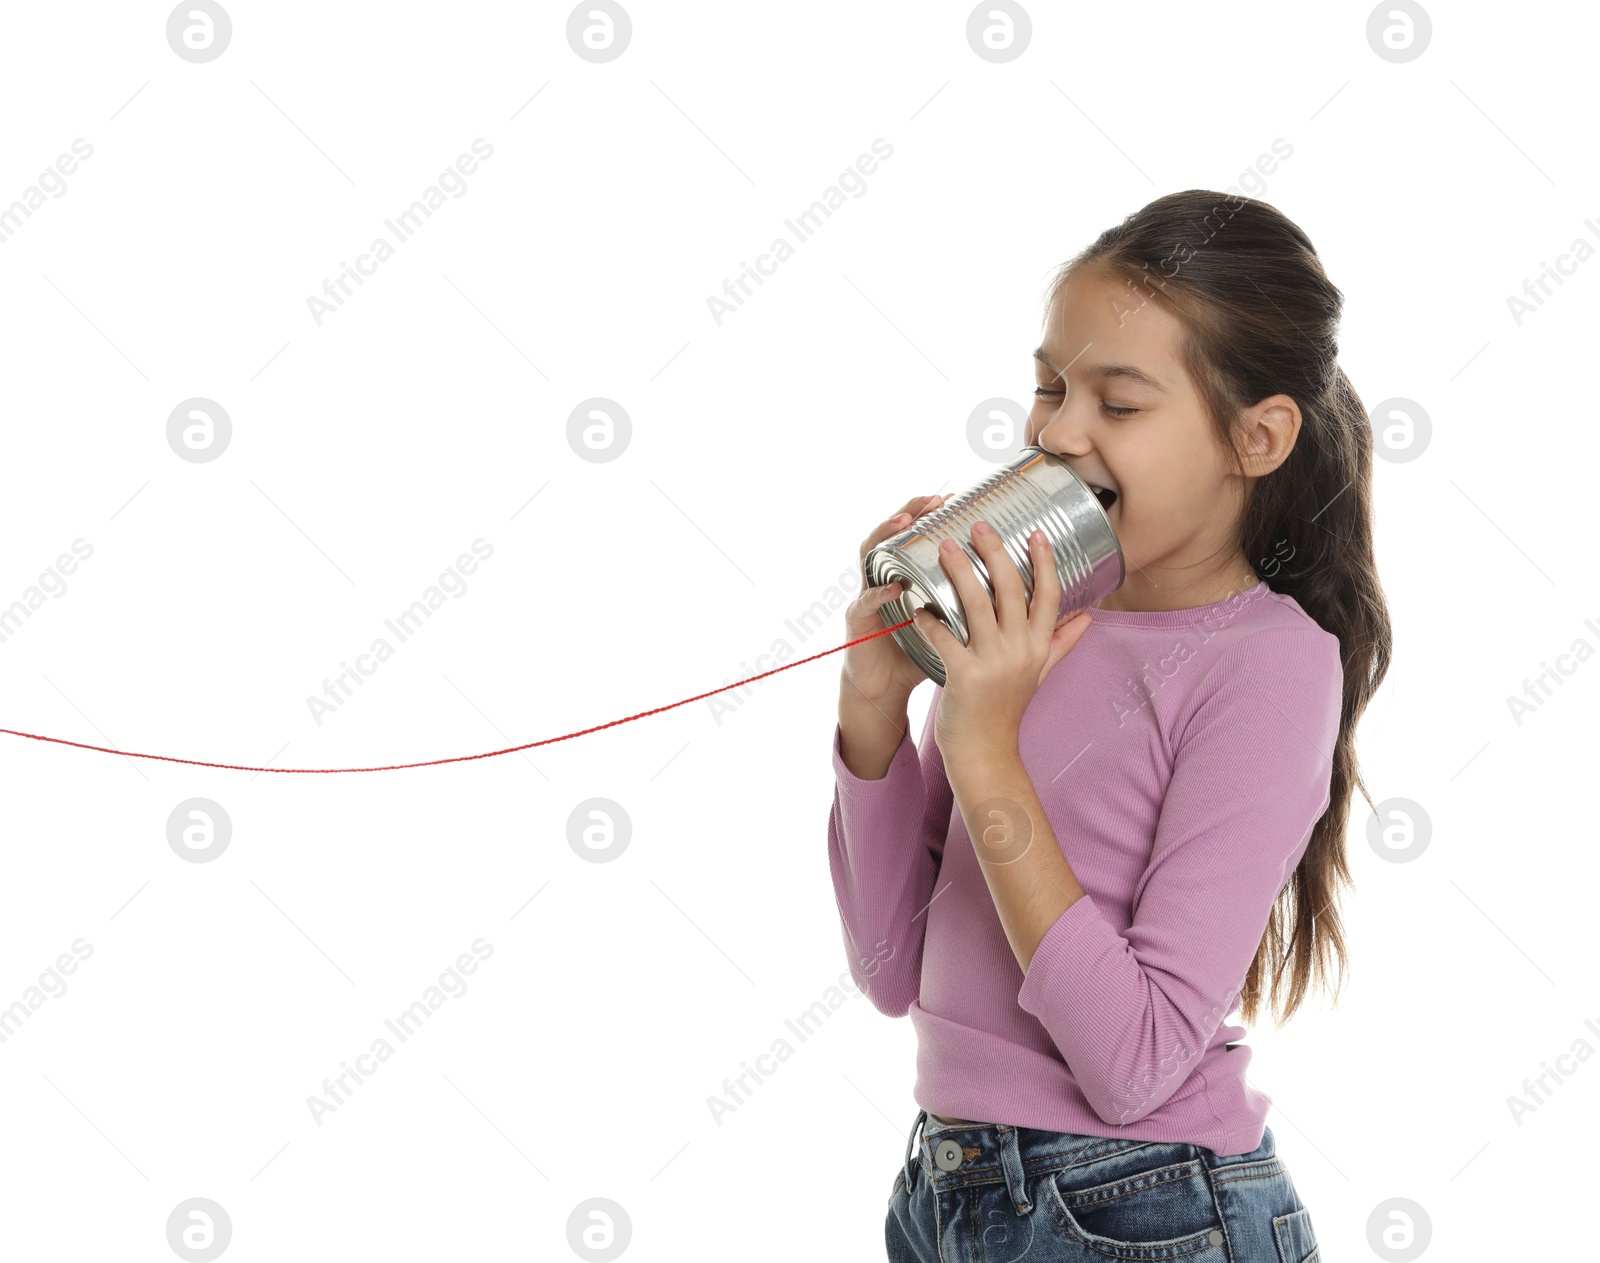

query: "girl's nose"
xmin=1035 ymin=408 xmax=1092 ymax=458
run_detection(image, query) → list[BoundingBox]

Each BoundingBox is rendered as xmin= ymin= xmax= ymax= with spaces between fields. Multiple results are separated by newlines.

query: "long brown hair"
xmin=1046 ymin=190 xmax=1393 ymax=1028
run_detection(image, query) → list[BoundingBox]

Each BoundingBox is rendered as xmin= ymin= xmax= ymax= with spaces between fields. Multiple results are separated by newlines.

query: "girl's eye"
xmin=1032 ymin=386 xmax=1137 ymax=418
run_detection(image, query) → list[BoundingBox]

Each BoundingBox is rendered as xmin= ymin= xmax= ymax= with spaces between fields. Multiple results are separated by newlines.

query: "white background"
xmin=0 ymin=2 xmax=1594 ymax=1260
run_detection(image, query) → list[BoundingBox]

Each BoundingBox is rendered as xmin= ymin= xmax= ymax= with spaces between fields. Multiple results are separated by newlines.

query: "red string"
xmin=0 ymin=616 xmax=919 ymax=774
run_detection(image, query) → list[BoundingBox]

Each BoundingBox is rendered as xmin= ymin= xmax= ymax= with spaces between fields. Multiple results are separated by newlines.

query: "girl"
xmin=829 ymin=190 xmax=1391 ymax=1262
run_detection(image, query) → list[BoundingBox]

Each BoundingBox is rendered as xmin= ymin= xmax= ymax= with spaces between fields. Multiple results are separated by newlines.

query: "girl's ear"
xmin=1238 ymin=394 xmax=1301 ymax=477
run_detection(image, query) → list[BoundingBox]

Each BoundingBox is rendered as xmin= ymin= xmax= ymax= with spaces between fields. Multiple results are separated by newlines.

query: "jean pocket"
xmin=1273 ymin=1206 xmax=1319 ymax=1262
xmin=1039 ymin=1143 xmax=1231 ymax=1260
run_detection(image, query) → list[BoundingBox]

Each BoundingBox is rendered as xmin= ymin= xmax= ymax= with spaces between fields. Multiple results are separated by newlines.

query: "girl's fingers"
xmin=912 ymin=607 xmax=964 ymax=674
xmin=972 ymin=522 xmax=1026 ymax=626
xmin=1027 ymin=530 xmax=1064 ymax=635
xmin=860 ymin=514 xmax=908 ymax=563
xmin=896 ymin=494 xmax=944 ymax=524
xmin=860 ymin=495 xmax=946 ymax=561
xmin=911 ymin=606 xmax=948 ymax=644
xmin=848 ymin=579 xmax=901 ymax=623
xmin=936 ymin=538 xmax=995 ymax=652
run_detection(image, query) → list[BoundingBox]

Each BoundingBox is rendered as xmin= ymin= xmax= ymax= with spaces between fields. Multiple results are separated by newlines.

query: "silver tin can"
xmin=863 ymin=446 xmax=1124 ymax=686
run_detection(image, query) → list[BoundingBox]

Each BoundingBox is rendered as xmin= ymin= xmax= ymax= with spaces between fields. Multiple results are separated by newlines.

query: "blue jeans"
xmin=886 ymin=1110 xmax=1321 ymax=1262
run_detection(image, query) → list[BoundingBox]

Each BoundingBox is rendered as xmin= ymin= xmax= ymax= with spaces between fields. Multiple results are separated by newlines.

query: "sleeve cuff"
xmin=832 ymin=720 xmax=918 ymax=799
xmin=1016 ymin=892 xmax=1105 ymax=1015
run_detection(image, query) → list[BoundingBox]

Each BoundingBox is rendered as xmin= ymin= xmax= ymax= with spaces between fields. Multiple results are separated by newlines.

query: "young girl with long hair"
xmin=829 ymin=189 xmax=1391 ymax=1262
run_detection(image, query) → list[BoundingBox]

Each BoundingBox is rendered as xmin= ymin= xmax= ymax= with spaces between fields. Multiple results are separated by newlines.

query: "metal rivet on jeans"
xmin=933 ymin=1138 xmax=963 ymax=1171
xmin=1208 ymin=1230 xmax=1224 ymax=1246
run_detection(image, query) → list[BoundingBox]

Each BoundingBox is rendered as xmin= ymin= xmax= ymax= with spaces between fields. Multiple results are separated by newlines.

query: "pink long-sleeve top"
xmin=827 ymin=579 xmax=1343 ymax=1157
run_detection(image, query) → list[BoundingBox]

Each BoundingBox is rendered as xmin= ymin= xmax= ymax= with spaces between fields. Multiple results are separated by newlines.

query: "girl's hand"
xmin=840 ymin=493 xmax=948 ymax=707
xmin=914 ymin=522 xmax=1093 ymax=767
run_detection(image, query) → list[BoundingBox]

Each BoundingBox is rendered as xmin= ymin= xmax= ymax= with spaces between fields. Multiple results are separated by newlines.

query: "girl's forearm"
xmin=836 ymin=684 xmax=912 ymax=781
xmin=945 ymin=751 xmax=1087 ymax=974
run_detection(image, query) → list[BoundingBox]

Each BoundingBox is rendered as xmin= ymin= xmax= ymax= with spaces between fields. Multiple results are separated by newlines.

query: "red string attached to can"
xmin=0 ymin=616 xmax=918 ymax=774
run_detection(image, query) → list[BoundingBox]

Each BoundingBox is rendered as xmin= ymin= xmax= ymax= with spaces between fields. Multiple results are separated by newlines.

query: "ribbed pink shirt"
xmin=827 ymin=580 xmax=1343 ymax=1156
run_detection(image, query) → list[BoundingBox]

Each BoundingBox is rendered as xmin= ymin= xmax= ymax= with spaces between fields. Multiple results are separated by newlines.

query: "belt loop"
xmin=903 ymin=1109 xmax=927 ymax=1193
xmin=996 ymin=1124 xmax=1032 ymax=1215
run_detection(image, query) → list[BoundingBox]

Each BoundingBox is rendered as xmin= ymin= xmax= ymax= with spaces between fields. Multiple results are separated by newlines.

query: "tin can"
xmin=863 ymin=446 xmax=1124 ymax=686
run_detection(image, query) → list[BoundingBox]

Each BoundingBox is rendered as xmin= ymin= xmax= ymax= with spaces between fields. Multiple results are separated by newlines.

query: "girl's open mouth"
xmin=1090 ymin=486 xmax=1118 ymax=511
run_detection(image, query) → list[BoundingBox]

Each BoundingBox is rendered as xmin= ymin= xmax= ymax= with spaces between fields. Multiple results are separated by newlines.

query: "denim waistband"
xmin=899 ymin=1108 xmax=1275 ymax=1217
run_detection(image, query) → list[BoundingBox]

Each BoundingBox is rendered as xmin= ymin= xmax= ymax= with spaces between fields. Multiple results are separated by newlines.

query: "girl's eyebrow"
xmin=1033 ymin=346 xmax=1166 ymax=392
